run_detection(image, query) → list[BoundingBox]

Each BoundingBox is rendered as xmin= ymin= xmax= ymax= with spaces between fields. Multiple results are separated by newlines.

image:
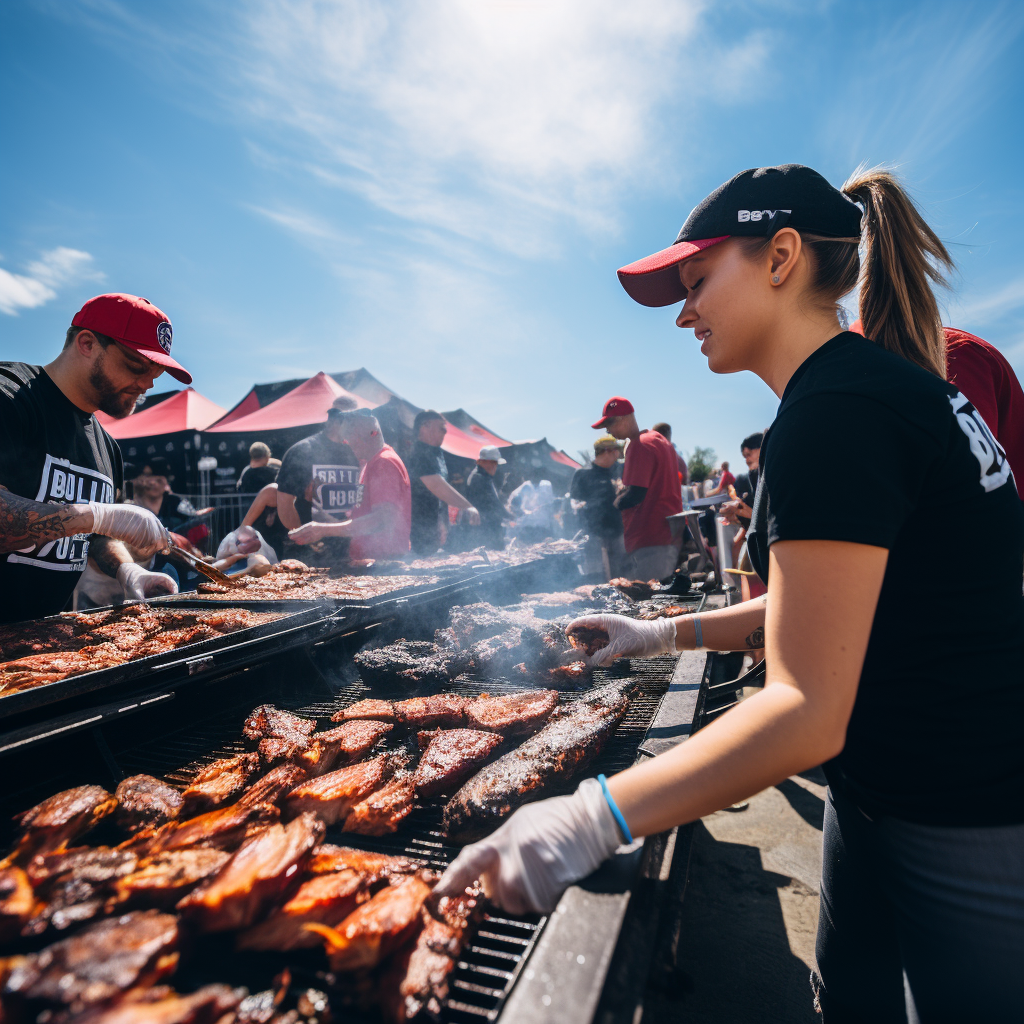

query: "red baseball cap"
xmin=72 ymin=293 xmax=193 ymax=384
xmin=592 ymin=396 xmax=635 ymax=429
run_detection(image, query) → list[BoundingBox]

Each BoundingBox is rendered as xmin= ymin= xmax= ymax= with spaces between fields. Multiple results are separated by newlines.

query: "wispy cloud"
xmin=0 ymin=248 xmax=104 ymax=316
xmin=947 ymin=275 xmax=1024 ymax=326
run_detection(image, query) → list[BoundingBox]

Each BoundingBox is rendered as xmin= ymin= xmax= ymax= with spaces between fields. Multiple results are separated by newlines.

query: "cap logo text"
xmin=738 ymin=209 xmax=791 ymax=223
xmin=156 ymin=322 xmax=173 ymax=353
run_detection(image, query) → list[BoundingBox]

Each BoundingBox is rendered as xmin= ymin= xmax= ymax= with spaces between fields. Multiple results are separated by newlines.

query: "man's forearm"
xmin=276 ymin=493 xmax=302 ymax=530
xmin=0 ymin=487 xmax=93 ymax=554
xmin=89 ymin=536 xmax=133 ymax=579
xmin=422 ymin=476 xmax=473 ymax=511
xmin=674 ymin=594 xmax=767 ymax=651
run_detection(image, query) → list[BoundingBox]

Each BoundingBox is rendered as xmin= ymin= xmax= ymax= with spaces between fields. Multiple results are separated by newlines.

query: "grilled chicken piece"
xmin=180 ymin=753 xmax=260 ymax=816
xmin=414 ymin=730 xmax=504 ymax=798
xmin=307 ymin=845 xmax=419 ymax=881
xmin=380 ymin=886 xmax=482 ymax=1023
xmin=393 ymin=694 xmax=467 ymax=731
xmin=2 ymin=910 xmax=179 ymax=1008
xmin=125 ymin=800 xmax=278 ymax=857
xmin=243 ymin=705 xmax=316 ymax=765
xmin=463 ymin=690 xmax=558 ymax=737
xmin=299 ymin=720 xmax=393 ymax=776
xmin=177 ymin=812 xmax=324 ymax=932
xmin=284 ymin=753 xmax=401 ymax=825
xmin=238 ymin=764 xmax=308 ymax=808
xmin=5 ymin=786 xmax=118 ymax=865
xmin=0 ymin=867 xmax=34 ymax=943
xmin=306 ymin=874 xmax=432 ymax=971
xmin=115 ymin=776 xmax=183 ymax=835
xmin=330 ymin=698 xmax=395 ymax=723
xmin=444 ymin=680 xmax=635 ymax=843
xmin=237 ymin=868 xmax=369 ymax=951
xmin=65 ymin=983 xmax=243 ymax=1024
xmin=343 ymin=772 xmax=416 ymax=836
xmin=111 ymin=849 xmax=231 ymax=909
xmin=565 ymin=623 xmax=610 ymax=658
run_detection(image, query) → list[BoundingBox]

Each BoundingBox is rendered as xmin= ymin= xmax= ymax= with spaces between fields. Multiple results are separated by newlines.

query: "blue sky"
xmin=2 ymin=0 xmax=1023 ymax=464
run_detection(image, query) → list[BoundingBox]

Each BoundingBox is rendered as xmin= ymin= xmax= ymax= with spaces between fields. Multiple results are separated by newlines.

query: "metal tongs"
xmin=163 ymin=537 xmax=245 ymax=589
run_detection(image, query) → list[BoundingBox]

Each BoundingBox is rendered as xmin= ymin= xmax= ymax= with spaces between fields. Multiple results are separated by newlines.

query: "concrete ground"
xmin=644 ymin=767 xmax=828 ymax=1022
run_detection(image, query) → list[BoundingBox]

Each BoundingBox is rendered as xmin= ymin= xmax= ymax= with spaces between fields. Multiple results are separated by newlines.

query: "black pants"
xmin=816 ymin=786 xmax=1024 ymax=1022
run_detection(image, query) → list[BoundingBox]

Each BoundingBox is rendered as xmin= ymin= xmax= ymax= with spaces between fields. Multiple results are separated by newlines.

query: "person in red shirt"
xmin=288 ymin=410 xmax=411 ymax=559
xmin=712 ymin=461 xmax=736 ymax=495
xmin=592 ymin=397 xmax=683 ymax=579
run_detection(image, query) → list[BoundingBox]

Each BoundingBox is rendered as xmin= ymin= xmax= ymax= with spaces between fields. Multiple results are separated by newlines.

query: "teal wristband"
xmin=597 ymin=774 xmax=633 ymax=844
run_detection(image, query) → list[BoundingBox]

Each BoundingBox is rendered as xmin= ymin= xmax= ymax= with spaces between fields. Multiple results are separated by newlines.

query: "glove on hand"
xmin=116 ymin=562 xmax=179 ymax=601
xmin=568 ymin=613 xmax=677 ymax=667
xmin=89 ymin=502 xmax=169 ymax=555
xmin=434 ymin=779 xmax=626 ymax=916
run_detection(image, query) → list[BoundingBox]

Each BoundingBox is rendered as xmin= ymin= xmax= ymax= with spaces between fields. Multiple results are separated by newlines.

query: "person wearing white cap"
xmin=465 ymin=445 xmax=509 ymax=549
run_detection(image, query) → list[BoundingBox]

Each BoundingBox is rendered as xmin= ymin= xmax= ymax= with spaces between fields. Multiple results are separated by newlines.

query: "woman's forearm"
xmin=674 ymin=594 xmax=766 ymax=651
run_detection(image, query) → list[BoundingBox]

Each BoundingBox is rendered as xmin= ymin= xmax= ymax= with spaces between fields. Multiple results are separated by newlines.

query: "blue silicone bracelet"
xmin=597 ymin=774 xmax=633 ymax=844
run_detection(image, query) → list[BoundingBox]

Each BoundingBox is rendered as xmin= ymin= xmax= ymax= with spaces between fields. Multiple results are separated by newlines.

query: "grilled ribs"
xmin=180 ymin=753 xmax=260 ymax=816
xmin=65 ymin=983 xmax=242 ymax=1024
xmin=114 ymin=776 xmax=183 ymax=835
xmin=469 ymin=627 xmax=564 ymax=678
xmin=299 ymin=720 xmax=393 ymax=774
xmin=177 ymin=812 xmax=324 ymax=932
xmin=125 ymin=799 xmax=278 ymax=857
xmin=342 ymin=773 xmax=417 ymax=836
xmin=111 ymin=848 xmax=231 ymax=909
xmin=306 ymin=845 xmax=419 ymax=881
xmin=307 ymin=874 xmax=433 ymax=971
xmin=463 ymin=690 xmax=558 ymax=736
xmin=243 ymin=706 xmax=316 ymax=766
xmin=2 ymin=910 xmax=180 ymax=1009
xmin=565 ymin=623 xmax=610 ymax=658
xmin=353 ymin=641 xmax=471 ymax=686
xmin=0 ymin=867 xmax=34 ymax=943
xmin=236 ymin=868 xmax=368 ymax=951
xmin=237 ymin=764 xmax=308 ymax=809
xmin=331 ymin=698 xmax=395 ymax=723
xmin=6 ymin=785 xmax=118 ymax=865
xmin=393 ymin=694 xmax=467 ymax=731
xmin=414 ymin=730 xmax=504 ymax=798
xmin=284 ymin=753 xmax=403 ymax=826
xmin=443 ymin=680 xmax=635 ymax=842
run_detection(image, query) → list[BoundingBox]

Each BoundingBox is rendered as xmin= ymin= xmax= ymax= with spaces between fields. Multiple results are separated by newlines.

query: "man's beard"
xmin=89 ymin=354 xmax=140 ymax=418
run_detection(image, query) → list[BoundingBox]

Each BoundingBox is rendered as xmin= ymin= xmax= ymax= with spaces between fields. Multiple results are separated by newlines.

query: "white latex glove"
xmin=116 ymin=562 xmax=179 ymax=601
xmin=463 ymin=506 xmax=481 ymax=526
xmin=435 ymin=779 xmax=626 ymax=916
xmin=567 ymin=613 xmax=677 ymax=667
xmin=89 ymin=502 xmax=169 ymax=555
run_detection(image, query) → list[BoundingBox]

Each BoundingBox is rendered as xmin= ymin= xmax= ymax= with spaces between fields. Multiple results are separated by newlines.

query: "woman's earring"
xmin=772 ymin=275 xmax=780 ymax=283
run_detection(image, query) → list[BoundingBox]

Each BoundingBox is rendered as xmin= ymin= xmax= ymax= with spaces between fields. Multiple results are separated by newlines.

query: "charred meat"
xmin=463 ymin=690 xmax=558 ymax=737
xmin=331 ymin=698 xmax=395 ymax=723
xmin=443 ymin=680 xmax=634 ymax=842
xmin=342 ymin=773 xmax=417 ymax=837
xmin=125 ymin=799 xmax=278 ymax=857
xmin=393 ymin=694 xmax=467 ymax=731
xmin=284 ymin=753 xmax=402 ymax=826
xmin=243 ymin=705 xmax=315 ymax=746
xmin=300 ymin=720 xmax=393 ymax=772
xmin=353 ymin=641 xmax=471 ymax=687
xmin=6 ymin=785 xmax=118 ymax=864
xmin=180 ymin=753 xmax=260 ymax=816
xmin=66 ymin=983 xmax=242 ymax=1024
xmin=177 ymin=812 xmax=324 ymax=932
xmin=469 ymin=627 xmax=565 ymax=678
xmin=307 ymin=874 xmax=433 ymax=971
xmin=565 ymin=623 xmax=610 ymax=658
xmin=307 ymin=845 xmax=419 ymax=882
xmin=636 ymin=604 xmax=691 ymax=620
xmin=0 ymin=867 xmax=34 ymax=943
xmin=237 ymin=764 xmax=308 ymax=809
xmin=115 ymin=776 xmax=183 ymax=835
xmin=414 ymin=730 xmax=504 ymax=798
xmin=2 ymin=910 xmax=179 ymax=1009
xmin=111 ymin=848 xmax=231 ymax=909
xmin=608 ymin=578 xmax=660 ymax=601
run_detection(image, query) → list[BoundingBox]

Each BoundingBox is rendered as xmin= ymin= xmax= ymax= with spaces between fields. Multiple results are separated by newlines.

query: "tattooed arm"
xmin=673 ymin=594 xmax=768 ymax=651
xmin=0 ymin=486 xmax=93 ymax=554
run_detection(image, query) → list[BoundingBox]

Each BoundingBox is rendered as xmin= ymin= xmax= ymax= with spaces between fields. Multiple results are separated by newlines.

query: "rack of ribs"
xmin=242 ymin=705 xmax=317 ymax=766
xmin=236 ymin=867 xmax=369 ymax=952
xmin=237 ymin=764 xmax=308 ymax=809
xmin=469 ymin=627 xmax=565 ymax=678
xmin=124 ymin=799 xmax=279 ymax=858
xmin=414 ymin=730 xmax=504 ymax=798
xmin=4 ymin=785 xmax=118 ymax=866
xmin=380 ymin=886 xmax=482 ymax=1024
xmin=353 ymin=641 xmax=472 ymax=687
xmin=1 ymin=910 xmax=180 ymax=1012
xmin=463 ymin=690 xmax=558 ymax=737
xmin=342 ymin=772 xmax=417 ymax=836
xmin=306 ymin=874 xmax=433 ymax=972
xmin=110 ymin=848 xmax=231 ymax=910
xmin=114 ymin=776 xmax=183 ymax=835
xmin=285 ymin=753 xmax=404 ymax=826
xmin=393 ymin=694 xmax=467 ymax=731
xmin=298 ymin=720 xmax=393 ymax=776
xmin=176 ymin=812 xmax=324 ymax=932
xmin=565 ymin=623 xmax=611 ymax=659
xmin=179 ymin=753 xmax=260 ymax=816
xmin=331 ymin=698 xmax=396 ymax=723
xmin=443 ymin=680 xmax=635 ymax=843
xmin=306 ymin=845 xmax=419 ymax=882
xmin=64 ymin=983 xmax=242 ymax=1023
xmin=0 ymin=867 xmax=34 ymax=943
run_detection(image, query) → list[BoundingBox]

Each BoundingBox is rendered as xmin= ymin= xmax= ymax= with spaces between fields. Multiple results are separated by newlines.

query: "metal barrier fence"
xmin=176 ymin=492 xmax=259 ymax=554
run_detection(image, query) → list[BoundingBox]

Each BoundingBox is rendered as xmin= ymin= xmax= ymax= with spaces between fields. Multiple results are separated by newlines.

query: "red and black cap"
xmin=617 ymin=164 xmax=864 ymax=307
xmin=72 ymin=293 xmax=192 ymax=384
xmin=592 ymin=396 xmax=634 ymax=429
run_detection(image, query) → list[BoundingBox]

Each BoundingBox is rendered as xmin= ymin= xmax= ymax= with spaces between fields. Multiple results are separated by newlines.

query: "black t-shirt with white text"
xmin=0 ymin=363 xmax=123 ymax=623
xmin=748 ymin=333 xmax=1024 ymax=825
xmin=277 ymin=432 xmax=359 ymax=524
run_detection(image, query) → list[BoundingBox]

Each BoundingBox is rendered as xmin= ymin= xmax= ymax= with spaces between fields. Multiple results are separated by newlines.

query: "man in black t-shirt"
xmin=464 ymin=445 xmax=509 ymax=550
xmin=570 ymin=435 xmax=626 ymax=578
xmin=0 ymin=293 xmax=189 ymax=623
xmin=237 ymin=442 xmax=279 ymax=493
xmin=406 ymin=410 xmax=480 ymax=555
xmin=276 ymin=399 xmax=361 ymax=564
xmin=725 ymin=431 xmax=763 ymax=530
xmin=131 ymin=457 xmax=201 ymax=534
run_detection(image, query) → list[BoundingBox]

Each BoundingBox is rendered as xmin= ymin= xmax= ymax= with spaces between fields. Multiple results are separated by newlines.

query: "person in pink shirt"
xmin=288 ymin=410 xmax=411 ymax=559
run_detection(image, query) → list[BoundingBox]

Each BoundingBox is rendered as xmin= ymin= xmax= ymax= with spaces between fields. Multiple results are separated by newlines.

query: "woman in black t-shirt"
xmin=437 ymin=165 xmax=1024 ymax=1022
